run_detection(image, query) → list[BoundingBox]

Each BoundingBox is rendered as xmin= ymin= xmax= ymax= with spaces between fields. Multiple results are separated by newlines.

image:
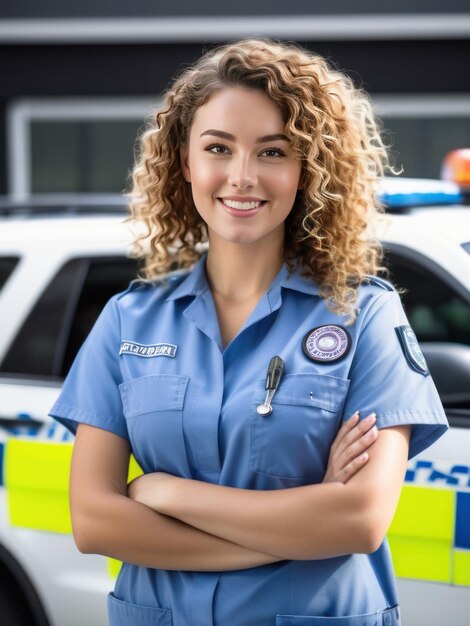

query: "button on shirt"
xmin=50 ymin=253 xmax=448 ymax=626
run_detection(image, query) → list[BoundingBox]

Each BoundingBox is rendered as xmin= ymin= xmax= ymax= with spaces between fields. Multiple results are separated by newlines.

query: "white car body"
xmin=0 ymin=184 xmax=469 ymax=626
xmin=0 ymin=214 xmax=134 ymax=626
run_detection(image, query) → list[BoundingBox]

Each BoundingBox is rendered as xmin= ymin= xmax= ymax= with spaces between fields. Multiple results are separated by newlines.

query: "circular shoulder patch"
xmin=303 ymin=325 xmax=352 ymax=363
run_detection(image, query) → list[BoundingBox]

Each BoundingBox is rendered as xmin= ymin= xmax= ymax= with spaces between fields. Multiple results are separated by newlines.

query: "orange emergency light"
xmin=441 ymin=148 xmax=470 ymax=190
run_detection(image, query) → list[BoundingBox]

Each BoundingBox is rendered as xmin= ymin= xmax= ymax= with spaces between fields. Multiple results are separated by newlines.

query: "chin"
xmin=211 ymin=228 xmax=261 ymax=246
xmin=208 ymin=223 xmax=284 ymax=248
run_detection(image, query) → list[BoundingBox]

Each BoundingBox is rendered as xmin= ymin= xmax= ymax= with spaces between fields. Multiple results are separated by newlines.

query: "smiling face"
xmin=179 ymin=86 xmax=303 ymax=251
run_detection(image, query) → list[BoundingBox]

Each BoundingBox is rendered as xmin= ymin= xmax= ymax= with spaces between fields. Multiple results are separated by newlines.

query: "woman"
xmin=50 ymin=38 xmax=448 ymax=625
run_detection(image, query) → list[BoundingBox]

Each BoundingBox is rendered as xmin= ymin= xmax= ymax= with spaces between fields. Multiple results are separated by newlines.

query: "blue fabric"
xmin=50 ymin=253 xmax=448 ymax=626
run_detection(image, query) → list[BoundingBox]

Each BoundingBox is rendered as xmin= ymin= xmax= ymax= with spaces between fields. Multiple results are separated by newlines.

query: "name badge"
xmin=119 ymin=341 xmax=177 ymax=358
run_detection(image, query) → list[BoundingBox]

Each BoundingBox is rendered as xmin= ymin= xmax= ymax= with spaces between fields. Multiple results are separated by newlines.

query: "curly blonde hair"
xmin=127 ymin=37 xmax=391 ymax=320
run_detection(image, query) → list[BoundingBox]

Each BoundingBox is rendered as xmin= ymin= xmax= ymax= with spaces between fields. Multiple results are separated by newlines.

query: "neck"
xmin=205 ymin=239 xmax=284 ymax=302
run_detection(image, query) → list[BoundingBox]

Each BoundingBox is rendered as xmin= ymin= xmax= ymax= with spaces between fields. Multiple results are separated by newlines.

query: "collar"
xmin=165 ymin=254 xmax=210 ymax=301
xmin=165 ymin=252 xmax=320 ymax=302
xmin=280 ymin=265 xmax=320 ymax=296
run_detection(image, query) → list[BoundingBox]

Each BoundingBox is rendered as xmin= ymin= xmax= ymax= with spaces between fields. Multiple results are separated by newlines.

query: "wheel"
xmin=0 ymin=573 xmax=37 ymax=626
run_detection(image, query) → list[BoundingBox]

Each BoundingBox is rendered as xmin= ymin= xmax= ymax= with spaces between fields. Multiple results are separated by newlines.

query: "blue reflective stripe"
xmin=455 ymin=492 xmax=470 ymax=549
xmin=405 ymin=459 xmax=470 ymax=488
xmin=428 ymin=470 xmax=458 ymax=485
xmin=416 ymin=460 xmax=434 ymax=468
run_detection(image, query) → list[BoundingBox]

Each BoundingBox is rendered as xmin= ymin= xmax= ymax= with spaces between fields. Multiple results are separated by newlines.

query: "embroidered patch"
xmin=303 ymin=325 xmax=352 ymax=363
xmin=395 ymin=325 xmax=429 ymax=376
xmin=119 ymin=341 xmax=177 ymax=358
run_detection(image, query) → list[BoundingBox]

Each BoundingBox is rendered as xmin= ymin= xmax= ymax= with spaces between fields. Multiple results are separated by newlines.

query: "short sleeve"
xmin=49 ymin=295 xmax=128 ymax=440
xmin=342 ymin=289 xmax=448 ymax=459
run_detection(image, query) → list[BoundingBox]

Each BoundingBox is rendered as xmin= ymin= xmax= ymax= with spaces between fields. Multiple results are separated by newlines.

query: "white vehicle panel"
xmin=1 ymin=186 xmax=469 ymax=626
xmin=397 ymin=579 xmax=470 ymax=626
xmin=377 ymin=211 xmax=470 ymax=291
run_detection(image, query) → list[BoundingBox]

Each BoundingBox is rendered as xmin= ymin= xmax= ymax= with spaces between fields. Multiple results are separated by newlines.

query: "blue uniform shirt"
xmin=50 ymin=253 xmax=448 ymax=626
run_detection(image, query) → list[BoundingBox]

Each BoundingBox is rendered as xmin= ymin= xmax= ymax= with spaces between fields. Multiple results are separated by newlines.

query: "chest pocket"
xmin=119 ymin=374 xmax=190 ymax=475
xmin=250 ymin=373 xmax=350 ymax=481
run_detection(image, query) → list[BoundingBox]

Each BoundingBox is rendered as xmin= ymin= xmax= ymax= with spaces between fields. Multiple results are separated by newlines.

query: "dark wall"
xmin=2 ymin=1 xmax=469 ymax=19
xmin=2 ymin=39 xmax=469 ymax=100
xmin=1 ymin=37 xmax=469 ymax=194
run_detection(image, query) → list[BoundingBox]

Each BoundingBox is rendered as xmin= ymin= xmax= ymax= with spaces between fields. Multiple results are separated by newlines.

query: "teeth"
xmin=222 ymin=199 xmax=263 ymax=210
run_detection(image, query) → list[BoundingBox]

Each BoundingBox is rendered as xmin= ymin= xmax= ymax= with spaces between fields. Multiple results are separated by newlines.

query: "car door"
xmin=0 ymin=255 xmax=138 ymax=626
xmin=382 ymin=245 xmax=470 ymax=626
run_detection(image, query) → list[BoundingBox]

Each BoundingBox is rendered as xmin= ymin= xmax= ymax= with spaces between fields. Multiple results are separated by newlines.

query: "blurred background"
xmin=1 ymin=0 xmax=470 ymax=197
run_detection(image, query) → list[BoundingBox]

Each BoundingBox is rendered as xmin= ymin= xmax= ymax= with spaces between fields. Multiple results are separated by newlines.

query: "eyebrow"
xmin=200 ymin=129 xmax=289 ymax=143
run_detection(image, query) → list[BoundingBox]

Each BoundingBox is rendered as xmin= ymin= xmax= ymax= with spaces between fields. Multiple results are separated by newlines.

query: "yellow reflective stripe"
xmin=5 ymin=438 xmax=143 ymax=536
xmin=389 ymin=485 xmax=455 ymax=539
xmin=388 ymin=535 xmax=453 ymax=583
xmin=453 ymin=550 xmax=470 ymax=586
xmin=108 ymin=557 xmax=123 ymax=578
xmin=5 ymin=439 xmax=73 ymax=533
xmin=128 ymin=454 xmax=143 ymax=482
xmin=387 ymin=485 xmax=455 ymax=583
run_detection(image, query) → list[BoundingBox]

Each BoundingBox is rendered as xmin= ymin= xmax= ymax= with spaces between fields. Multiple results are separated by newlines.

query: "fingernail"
xmin=349 ymin=411 xmax=360 ymax=422
xmin=365 ymin=413 xmax=376 ymax=423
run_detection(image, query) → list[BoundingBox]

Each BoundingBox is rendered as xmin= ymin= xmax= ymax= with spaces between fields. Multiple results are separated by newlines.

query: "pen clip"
xmin=257 ymin=356 xmax=285 ymax=416
xmin=266 ymin=356 xmax=284 ymax=391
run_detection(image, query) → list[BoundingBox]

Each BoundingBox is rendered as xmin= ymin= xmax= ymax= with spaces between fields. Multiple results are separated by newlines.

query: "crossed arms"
xmin=70 ymin=413 xmax=410 ymax=570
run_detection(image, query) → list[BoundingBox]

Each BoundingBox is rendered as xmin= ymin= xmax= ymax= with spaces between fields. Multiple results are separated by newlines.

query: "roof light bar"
xmin=380 ymin=177 xmax=463 ymax=210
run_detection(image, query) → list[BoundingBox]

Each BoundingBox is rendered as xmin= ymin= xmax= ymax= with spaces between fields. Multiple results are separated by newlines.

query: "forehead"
xmin=190 ymin=87 xmax=285 ymax=136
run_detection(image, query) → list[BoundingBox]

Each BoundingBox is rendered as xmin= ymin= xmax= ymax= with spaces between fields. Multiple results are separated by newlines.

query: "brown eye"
xmin=261 ymin=148 xmax=285 ymax=158
xmin=206 ymin=144 xmax=230 ymax=155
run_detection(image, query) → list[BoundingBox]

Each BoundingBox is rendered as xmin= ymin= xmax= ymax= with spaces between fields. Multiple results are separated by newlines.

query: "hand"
xmin=323 ymin=412 xmax=378 ymax=484
xmin=127 ymin=471 xmax=179 ymax=512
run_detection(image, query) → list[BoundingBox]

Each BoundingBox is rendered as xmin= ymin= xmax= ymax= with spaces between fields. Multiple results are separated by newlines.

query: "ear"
xmin=179 ymin=145 xmax=191 ymax=183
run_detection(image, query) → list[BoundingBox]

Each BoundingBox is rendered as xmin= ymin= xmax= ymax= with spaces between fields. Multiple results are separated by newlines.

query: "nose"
xmin=227 ymin=155 xmax=258 ymax=189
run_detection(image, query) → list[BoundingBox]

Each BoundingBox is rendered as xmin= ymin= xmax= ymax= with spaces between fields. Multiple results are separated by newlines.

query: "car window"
xmin=383 ymin=249 xmax=470 ymax=346
xmin=0 ymin=256 xmax=138 ymax=379
xmin=4 ymin=248 xmax=468 ymax=378
xmin=0 ymin=256 xmax=20 ymax=292
xmin=61 ymin=259 xmax=139 ymax=376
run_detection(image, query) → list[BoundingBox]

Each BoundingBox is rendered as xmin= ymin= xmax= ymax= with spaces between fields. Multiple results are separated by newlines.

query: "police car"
xmin=0 ymin=168 xmax=469 ymax=626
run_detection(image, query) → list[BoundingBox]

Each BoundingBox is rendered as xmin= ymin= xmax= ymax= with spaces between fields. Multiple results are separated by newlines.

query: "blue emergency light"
xmin=379 ymin=178 xmax=463 ymax=210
